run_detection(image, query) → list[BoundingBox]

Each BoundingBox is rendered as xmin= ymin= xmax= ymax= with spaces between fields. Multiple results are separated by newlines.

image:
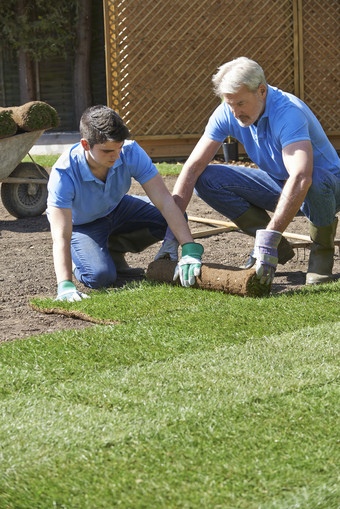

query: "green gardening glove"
xmin=173 ymin=242 xmax=204 ymax=287
xmin=56 ymin=280 xmax=89 ymax=302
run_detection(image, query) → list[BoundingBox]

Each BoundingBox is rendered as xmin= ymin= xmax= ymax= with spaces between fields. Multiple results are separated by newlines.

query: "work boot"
xmin=234 ymin=205 xmax=295 ymax=266
xmin=109 ymin=252 xmax=145 ymax=276
xmin=306 ymin=217 xmax=338 ymax=285
xmin=108 ymin=228 xmax=161 ymax=276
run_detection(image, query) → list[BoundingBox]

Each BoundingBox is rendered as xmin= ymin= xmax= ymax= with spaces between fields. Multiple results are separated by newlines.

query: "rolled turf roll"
xmin=147 ymin=259 xmax=271 ymax=297
xmin=10 ymin=101 xmax=59 ymax=131
xmin=0 ymin=109 xmax=17 ymax=139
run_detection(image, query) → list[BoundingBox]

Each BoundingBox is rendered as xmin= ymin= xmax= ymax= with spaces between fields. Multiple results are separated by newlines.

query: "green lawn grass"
xmin=24 ymin=154 xmax=183 ymax=176
xmin=23 ymin=154 xmax=59 ymax=168
xmin=0 ymin=281 xmax=339 ymax=508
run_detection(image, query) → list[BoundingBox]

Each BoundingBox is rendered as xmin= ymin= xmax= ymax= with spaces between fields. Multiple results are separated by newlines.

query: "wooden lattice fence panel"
xmin=104 ymin=0 xmax=296 ymax=137
xmin=301 ymin=0 xmax=340 ymax=133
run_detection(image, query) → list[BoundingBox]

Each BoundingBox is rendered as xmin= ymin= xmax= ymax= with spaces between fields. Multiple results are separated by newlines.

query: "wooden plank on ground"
xmin=192 ymin=226 xmax=235 ymax=239
xmin=188 ymin=215 xmax=340 ymax=246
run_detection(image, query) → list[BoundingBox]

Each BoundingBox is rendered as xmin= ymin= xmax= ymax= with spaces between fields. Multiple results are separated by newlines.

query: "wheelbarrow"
xmin=0 ymin=130 xmax=49 ymax=218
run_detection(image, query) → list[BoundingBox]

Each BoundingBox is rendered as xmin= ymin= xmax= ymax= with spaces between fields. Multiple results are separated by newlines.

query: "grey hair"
xmin=212 ymin=57 xmax=267 ymax=96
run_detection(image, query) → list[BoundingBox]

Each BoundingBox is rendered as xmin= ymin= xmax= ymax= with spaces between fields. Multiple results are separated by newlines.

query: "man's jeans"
xmin=195 ymin=164 xmax=340 ymax=227
xmin=71 ymin=195 xmax=167 ymax=289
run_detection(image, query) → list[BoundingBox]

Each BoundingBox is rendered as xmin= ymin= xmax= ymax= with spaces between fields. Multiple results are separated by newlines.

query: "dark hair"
xmin=79 ymin=105 xmax=130 ymax=147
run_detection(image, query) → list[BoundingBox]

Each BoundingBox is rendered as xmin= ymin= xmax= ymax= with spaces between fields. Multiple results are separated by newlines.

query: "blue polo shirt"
xmin=47 ymin=140 xmax=158 ymax=225
xmin=204 ymin=85 xmax=340 ymax=180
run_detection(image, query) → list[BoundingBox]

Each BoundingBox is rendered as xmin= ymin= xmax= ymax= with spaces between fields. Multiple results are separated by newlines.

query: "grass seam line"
xmin=30 ymin=302 xmax=119 ymax=325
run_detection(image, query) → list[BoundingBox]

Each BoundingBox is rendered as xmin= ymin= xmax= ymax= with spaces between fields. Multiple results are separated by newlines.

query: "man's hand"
xmin=56 ymin=280 xmax=89 ymax=302
xmin=154 ymin=227 xmax=179 ymax=261
xmin=254 ymin=229 xmax=282 ymax=285
xmin=173 ymin=242 xmax=204 ymax=287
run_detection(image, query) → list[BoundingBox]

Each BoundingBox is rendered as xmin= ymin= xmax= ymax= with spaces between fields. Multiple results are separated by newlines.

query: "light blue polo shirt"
xmin=47 ymin=140 xmax=158 ymax=225
xmin=204 ymin=85 xmax=340 ymax=180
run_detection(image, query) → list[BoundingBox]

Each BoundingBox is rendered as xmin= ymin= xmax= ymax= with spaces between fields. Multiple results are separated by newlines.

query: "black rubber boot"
xmin=306 ymin=217 xmax=338 ymax=285
xmin=108 ymin=228 xmax=161 ymax=276
xmin=233 ymin=205 xmax=295 ymax=266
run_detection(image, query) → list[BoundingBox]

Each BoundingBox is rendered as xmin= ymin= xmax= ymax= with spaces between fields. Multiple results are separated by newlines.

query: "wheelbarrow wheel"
xmin=1 ymin=162 xmax=48 ymax=218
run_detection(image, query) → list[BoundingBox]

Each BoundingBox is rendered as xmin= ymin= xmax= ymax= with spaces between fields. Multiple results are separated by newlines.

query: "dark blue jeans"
xmin=71 ymin=195 xmax=167 ymax=288
xmin=195 ymin=164 xmax=340 ymax=226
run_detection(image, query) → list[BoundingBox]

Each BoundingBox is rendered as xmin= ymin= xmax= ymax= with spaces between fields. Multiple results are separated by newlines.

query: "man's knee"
xmin=78 ymin=266 xmax=117 ymax=289
xmin=195 ymin=166 xmax=214 ymax=198
xmin=301 ymin=177 xmax=338 ymax=224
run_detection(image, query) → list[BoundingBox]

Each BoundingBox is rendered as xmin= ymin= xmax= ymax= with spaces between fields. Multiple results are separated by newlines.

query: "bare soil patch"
xmin=1 ymin=173 xmax=339 ymax=343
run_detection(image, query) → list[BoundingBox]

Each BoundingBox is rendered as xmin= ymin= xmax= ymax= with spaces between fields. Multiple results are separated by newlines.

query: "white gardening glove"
xmin=173 ymin=242 xmax=204 ymax=287
xmin=56 ymin=280 xmax=89 ymax=302
xmin=154 ymin=227 xmax=179 ymax=262
xmin=254 ymin=229 xmax=282 ymax=285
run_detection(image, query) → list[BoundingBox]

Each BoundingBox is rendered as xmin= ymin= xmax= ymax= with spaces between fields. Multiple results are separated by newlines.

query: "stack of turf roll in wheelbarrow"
xmin=0 ymin=101 xmax=59 ymax=218
xmin=0 ymin=101 xmax=59 ymax=138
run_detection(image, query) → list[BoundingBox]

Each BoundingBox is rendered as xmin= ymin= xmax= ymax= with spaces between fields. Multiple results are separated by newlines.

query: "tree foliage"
xmin=0 ymin=0 xmax=79 ymax=60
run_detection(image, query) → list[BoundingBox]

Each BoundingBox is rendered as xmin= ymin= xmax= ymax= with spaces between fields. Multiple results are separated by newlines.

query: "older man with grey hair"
xmin=156 ymin=57 xmax=340 ymax=286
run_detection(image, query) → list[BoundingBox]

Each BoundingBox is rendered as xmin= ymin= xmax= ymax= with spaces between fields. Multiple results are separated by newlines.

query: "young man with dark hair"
xmin=47 ymin=105 xmax=203 ymax=301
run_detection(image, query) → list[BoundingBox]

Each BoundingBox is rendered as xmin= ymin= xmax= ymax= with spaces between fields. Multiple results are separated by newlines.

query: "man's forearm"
xmin=271 ymin=140 xmax=314 ymax=231
xmin=267 ymin=175 xmax=312 ymax=232
xmin=160 ymin=197 xmax=194 ymax=246
xmin=53 ymin=240 xmax=73 ymax=283
xmin=172 ymin=136 xmax=221 ymax=213
xmin=172 ymin=164 xmax=198 ymax=213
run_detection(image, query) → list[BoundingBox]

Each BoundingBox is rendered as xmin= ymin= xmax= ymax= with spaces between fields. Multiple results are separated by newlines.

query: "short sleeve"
xmin=125 ymin=141 xmax=159 ymax=184
xmin=204 ymin=103 xmax=230 ymax=142
xmin=47 ymin=169 xmax=75 ymax=209
xmin=275 ymin=107 xmax=311 ymax=149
